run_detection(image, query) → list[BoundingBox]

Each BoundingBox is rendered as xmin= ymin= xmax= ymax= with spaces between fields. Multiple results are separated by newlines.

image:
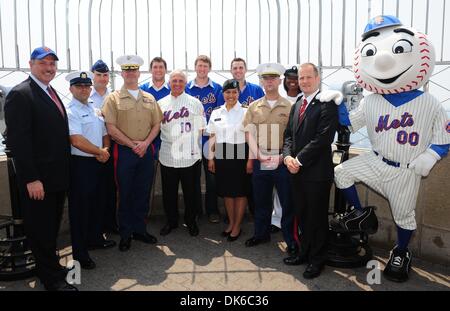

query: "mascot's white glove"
xmin=318 ymin=90 xmax=343 ymax=105
xmin=409 ymin=149 xmax=441 ymax=177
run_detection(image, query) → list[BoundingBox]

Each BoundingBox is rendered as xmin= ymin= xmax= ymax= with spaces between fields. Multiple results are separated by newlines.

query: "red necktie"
xmin=298 ymin=98 xmax=308 ymax=122
xmin=47 ymin=86 xmax=65 ymax=117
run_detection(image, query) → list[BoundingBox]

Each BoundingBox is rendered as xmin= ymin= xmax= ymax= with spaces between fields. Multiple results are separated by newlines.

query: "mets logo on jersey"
xmin=446 ymin=120 xmax=450 ymax=133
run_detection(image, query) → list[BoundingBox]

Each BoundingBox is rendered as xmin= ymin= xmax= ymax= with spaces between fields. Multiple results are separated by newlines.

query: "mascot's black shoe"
xmin=330 ymin=206 xmax=378 ymax=234
xmin=383 ymin=246 xmax=412 ymax=282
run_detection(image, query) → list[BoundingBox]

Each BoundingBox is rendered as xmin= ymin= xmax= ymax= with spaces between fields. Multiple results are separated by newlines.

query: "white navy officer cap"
xmin=256 ymin=63 xmax=285 ymax=78
xmin=116 ymin=55 xmax=144 ymax=70
xmin=65 ymin=71 xmax=94 ymax=86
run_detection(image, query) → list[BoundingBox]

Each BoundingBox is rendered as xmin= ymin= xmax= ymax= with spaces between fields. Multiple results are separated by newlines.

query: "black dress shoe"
xmin=119 ymin=237 xmax=131 ymax=252
xmin=270 ymin=224 xmax=281 ymax=234
xmin=303 ymin=263 xmax=323 ymax=279
xmin=88 ymin=239 xmax=117 ymax=250
xmin=104 ymin=226 xmax=120 ymax=235
xmin=160 ymin=224 xmax=178 ymax=236
xmin=227 ymin=230 xmax=241 ymax=242
xmin=44 ymin=280 xmax=78 ymax=291
xmin=58 ymin=265 xmax=74 ymax=278
xmin=287 ymin=244 xmax=299 ymax=256
xmin=283 ymin=255 xmax=306 ymax=266
xmin=221 ymin=230 xmax=232 ymax=237
xmin=245 ymin=236 xmax=270 ymax=247
xmin=79 ymin=258 xmax=96 ymax=270
xmin=187 ymin=223 xmax=199 ymax=236
xmin=133 ymin=232 xmax=157 ymax=244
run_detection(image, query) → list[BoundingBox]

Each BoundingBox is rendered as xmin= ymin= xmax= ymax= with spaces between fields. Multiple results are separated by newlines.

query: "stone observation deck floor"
xmin=1 ymin=215 xmax=449 ymax=291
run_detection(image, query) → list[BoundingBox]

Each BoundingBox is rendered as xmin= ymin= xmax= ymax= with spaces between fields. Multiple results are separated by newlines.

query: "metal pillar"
xmin=326 ymin=81 xmax=373 ymax=269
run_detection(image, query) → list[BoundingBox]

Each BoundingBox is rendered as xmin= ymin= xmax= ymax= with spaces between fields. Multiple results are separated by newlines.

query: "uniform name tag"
xmin=214 ymin=118 xmax=222 ymax=121
xmin=81 ymin=114 xmax=89 ymax=118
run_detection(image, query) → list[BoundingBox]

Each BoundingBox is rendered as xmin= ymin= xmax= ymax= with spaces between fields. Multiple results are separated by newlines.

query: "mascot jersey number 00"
xmin=331 ymin=15 xmax=450 ymax=282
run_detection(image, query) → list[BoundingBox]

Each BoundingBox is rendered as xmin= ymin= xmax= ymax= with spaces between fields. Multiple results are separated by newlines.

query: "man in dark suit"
xmin=4 ymin=47 xmax=77 ymax=291
xmin=282 ymin=63 xmax=338 ymax=279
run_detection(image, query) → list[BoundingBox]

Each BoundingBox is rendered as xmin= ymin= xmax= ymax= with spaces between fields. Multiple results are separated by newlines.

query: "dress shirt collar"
xmin=304 ymin=89 xmax=320 ymax=105
xmin=149 ymin=81 xmax=169 ymax=91
xmin=29 ymin=73 xmax=50 ymax=92
xmin=188 ymin=78 xmax=214 ymax=89
xmin=90 ymin=87 xmax=110 ymax=98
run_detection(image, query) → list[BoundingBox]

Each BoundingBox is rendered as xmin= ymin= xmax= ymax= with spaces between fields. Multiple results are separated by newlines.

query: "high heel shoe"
xmin=221 ymin=230 xmax=232 ymax=237
xmin=227 ymin=230 xmax=241 ymax=242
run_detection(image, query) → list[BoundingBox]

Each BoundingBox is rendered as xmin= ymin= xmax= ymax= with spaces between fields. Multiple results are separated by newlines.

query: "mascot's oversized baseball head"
xmin=353 ymin=15 xmax=435 ymax=94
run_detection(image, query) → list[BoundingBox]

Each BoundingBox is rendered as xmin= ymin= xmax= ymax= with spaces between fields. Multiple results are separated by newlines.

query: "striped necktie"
xmin=298 ymin=98 xmax=308 ymax=122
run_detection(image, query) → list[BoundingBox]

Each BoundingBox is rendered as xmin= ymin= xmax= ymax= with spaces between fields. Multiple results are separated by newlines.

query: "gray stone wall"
xmin=1 ymin=150 xmax=448 ymax=265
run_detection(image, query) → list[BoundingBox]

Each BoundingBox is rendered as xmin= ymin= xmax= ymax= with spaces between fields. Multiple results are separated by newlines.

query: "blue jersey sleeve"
xmin=338 ymin=103 xmax=351 ymax=126
xmin=430 ymin=144 xmax=450 ymax=158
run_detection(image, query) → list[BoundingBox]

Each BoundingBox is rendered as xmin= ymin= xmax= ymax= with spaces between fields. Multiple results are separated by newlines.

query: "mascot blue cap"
xmin=363 ymin=15 xmax=402 ymax=35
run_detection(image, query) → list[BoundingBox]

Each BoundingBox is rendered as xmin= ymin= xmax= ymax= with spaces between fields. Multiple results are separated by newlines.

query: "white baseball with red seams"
xmin=353 ymin=26 xmax=435 ymax=94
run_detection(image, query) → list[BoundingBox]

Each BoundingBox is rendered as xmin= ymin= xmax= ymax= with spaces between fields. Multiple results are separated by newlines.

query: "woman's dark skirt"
xmin=214 ymin=143 xmax=249 ymax=198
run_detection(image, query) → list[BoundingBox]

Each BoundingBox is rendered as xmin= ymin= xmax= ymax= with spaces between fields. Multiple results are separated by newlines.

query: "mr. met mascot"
xmin=331 ymin=15 xmax=450 ymax=282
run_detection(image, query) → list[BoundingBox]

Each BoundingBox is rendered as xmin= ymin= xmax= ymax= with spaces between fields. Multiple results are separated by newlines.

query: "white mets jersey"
xmin=158 ymin=92 xmax=206 ymax=168
xmin=349 ymin=93 xmax=450 ymax=165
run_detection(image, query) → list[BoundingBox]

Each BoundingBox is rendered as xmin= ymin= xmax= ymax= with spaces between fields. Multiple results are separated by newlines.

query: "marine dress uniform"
xmin=66 ymin=71 xmax=109 ymax=269
xmin=243 ymin=63 xmax=295 ymax=250
xmin=102 ymin=55 xmax=163 ymax=250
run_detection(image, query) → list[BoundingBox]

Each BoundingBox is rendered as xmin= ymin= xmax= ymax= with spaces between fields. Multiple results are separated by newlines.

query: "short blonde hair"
xmin=194 ymin=55 xmax=212 ymax=67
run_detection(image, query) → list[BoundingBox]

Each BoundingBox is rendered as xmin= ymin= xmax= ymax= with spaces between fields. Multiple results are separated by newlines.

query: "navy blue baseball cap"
xmin=30 ymin=46 xmax=59 ymax=60
xmin=363 ymin=15 xmax=402 ymax=35
xmin=91 ymin=59 xmax=110 ymax=73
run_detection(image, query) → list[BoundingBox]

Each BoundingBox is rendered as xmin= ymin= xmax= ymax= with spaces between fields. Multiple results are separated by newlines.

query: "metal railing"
xmin=0 ymin=0 xmax=449 ymax=150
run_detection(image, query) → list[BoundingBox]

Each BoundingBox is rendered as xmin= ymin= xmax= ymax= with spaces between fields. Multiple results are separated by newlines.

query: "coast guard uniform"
xmin=89 ymin=59 xmax=118 ymax=235
xmin=66 ymin=71 xmax=108 ymax=266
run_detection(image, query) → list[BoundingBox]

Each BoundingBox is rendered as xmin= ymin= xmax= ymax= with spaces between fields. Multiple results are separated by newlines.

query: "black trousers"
xmin=100 ymin=148 xmax=118 ymax=233
xmin=291 ymin=175 xmax=331 ymax=266
xmin=68 ymin=156 xmax=104 ymax=261
xmin=193 ymin=156 xmax=219 ymax=216
xmin=20 ymin=188 xmax=66 ymax=286
xmin=160 ymin=160 xmax=201 ymax=227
